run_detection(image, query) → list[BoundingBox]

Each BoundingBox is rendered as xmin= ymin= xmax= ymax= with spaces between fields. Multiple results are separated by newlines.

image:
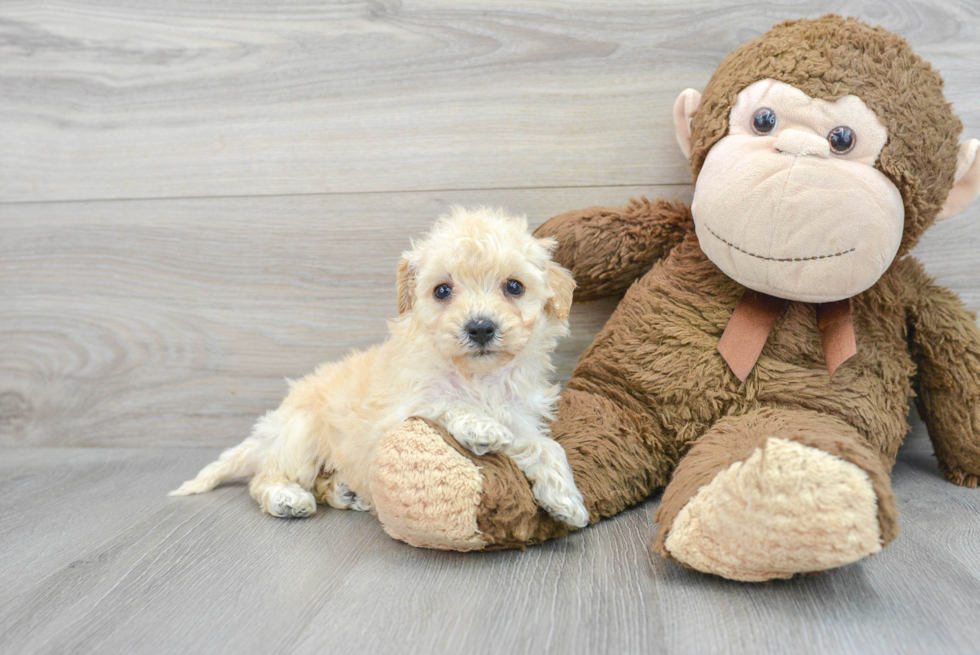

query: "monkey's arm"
xmin=908 ymin=269 xmax=980 ymax=488
xmin=533 ymin=198 xmax=693 ymax=301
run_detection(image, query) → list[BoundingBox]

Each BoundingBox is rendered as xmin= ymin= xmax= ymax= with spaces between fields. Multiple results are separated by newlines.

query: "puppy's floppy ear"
xmin=545 ymin=261 xmax=575 ymax=321
xmin=396 ymin=253 xmax=417 ymax=315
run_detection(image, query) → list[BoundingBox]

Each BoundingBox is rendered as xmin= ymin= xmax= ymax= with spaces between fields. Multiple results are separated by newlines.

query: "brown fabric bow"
xmin=717 ymin=290 xmax=857 ymax=382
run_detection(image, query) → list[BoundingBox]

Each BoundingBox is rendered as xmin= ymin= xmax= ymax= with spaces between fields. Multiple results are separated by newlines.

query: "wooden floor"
xmin=3 ymin=1 xmax=980 ymax=653
xmin=3 ymin=422 xmax=980 ymax=654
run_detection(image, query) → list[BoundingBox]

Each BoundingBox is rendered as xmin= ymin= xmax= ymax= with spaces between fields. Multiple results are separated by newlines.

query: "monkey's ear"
xmin=673 ymin=88 xmax=702 ymax=160
xmin=938 ymin=139 xmax=980 ymax=221
xmin=396 ymin=253 xmax=417 ymax=314
xmin=545 ymin=261 xmax=576 ymax=321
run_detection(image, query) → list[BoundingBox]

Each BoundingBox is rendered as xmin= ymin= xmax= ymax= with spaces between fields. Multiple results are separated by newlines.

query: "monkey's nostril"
xmin=465 ymin=319 xmax=497 ymax=346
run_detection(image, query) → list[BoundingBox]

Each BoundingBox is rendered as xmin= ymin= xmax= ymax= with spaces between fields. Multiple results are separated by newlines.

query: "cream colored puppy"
xmin=171 ymin=207 xmax=589 ymax=528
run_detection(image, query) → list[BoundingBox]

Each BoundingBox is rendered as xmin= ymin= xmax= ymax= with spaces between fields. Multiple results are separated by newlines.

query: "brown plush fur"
xmin=371 ymin=16 xmax=980 ymax=573
xmin=417 ymin=422 xmax=572 ymax=548
xmin=908 ymin=274 xmax=980 ymax=488
xmin=543 ymin=199 xmax=693 ymax=301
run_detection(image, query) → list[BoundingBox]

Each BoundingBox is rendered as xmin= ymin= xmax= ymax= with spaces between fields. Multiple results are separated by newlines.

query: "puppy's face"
xmin=397 ymin=208 xmax=574 ymax=374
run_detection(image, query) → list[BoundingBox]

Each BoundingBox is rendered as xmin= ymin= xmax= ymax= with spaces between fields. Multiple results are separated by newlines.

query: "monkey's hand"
xmin=909 ymin=272 xmax=980 ymax=488
xmin=533 ymin=198 xmax=693 ymax=301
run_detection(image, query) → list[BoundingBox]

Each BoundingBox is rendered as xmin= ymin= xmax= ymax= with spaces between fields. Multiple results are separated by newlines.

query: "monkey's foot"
xmin=659 ymin=437 xmax=884 ymax=581
xmin=369 ymin=419 xmax=571 ymax=551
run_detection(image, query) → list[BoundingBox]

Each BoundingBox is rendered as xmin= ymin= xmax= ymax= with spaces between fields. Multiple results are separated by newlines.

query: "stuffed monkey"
xmin=368 ymin=15 xmax=980 ymax=581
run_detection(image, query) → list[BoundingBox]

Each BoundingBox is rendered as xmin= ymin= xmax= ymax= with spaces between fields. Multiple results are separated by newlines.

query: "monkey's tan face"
xmin=690 ymin=79 xmax=905 ymax=302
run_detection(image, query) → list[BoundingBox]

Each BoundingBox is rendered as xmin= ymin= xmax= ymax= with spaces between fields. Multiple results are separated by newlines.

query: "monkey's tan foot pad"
xmin=370 ymin=419 xmax=571 ymax=551
xmin=662 ymin=437 xmax=882 ymax=582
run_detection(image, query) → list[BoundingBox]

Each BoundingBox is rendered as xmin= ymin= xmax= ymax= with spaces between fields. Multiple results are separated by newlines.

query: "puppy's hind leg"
xmin=313 ymin=474 xmax=372 ymax=512
xmin=506 ymin=432 xmax=589 ymax=528
xmin=248 ymin=410 xmax=321 ymax=518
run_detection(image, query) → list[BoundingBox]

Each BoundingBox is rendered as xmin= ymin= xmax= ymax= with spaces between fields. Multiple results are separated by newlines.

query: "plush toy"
xmin=367 ymin=15 xmax=980 ymax=581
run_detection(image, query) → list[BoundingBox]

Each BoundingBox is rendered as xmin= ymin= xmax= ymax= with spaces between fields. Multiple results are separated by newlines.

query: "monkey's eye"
xmin=828 ymin=126 xmax=856 ymax=154
xmin=503 ymin=279 xmax=525 ymax=297
xmin=433 ymin=283 xmax=452 ymax=300
xmin=751 ymin=108 xmax=777 ymax=135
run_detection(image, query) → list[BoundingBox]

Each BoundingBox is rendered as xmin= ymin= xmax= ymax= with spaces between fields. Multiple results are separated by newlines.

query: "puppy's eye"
xmin=433 ymin=284 xmax=452 ymax=300
xmin=751 ymin=108 xmax=777 ymax=135
xmin=828 ymin=126 xmax=856 ymax=154
xmin=503 ymin=279 xmax=525 ymax=297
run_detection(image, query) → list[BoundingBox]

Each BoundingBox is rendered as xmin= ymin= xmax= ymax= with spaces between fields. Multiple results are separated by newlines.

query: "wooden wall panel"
xmin=0 ymin=186 xmax=674 ymax=446
xmin=0 ymin=0 xmax=977 ymax=202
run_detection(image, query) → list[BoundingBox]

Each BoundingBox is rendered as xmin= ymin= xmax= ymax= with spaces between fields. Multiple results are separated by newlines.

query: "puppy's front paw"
xmin=265 ymin=483 xmax=317 ymax=518
xmin=524 ymin=443 xmax=589 ymax=527
xmin=536 ymin=483 xmax=589 ymax=528
xmin=455 ymin=419 xmax=514 ymax=456
xmin=511 ymin=438 xmax=589 ymax=528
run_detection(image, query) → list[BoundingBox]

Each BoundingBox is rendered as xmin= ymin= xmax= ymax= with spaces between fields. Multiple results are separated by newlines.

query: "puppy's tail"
xmin=169 ymin=411 xmax=278 ymax=496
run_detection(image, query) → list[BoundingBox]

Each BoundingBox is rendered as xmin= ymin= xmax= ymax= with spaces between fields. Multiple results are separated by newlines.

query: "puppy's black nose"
xmin=466 ymin=319 xmax=497 ymax=346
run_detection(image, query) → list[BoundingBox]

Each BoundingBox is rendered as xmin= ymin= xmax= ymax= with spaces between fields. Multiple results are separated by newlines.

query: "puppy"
xmin=171 ymin=207 xmax=589 ymax=527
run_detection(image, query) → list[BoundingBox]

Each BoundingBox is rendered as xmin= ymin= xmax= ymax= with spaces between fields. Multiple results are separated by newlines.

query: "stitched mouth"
xmin=704 ymin=224 xmax=855 ymax=262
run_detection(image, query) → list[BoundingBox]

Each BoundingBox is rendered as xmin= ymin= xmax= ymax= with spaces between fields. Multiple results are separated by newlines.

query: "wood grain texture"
xmin=1 ymin=422 xmax=979 ymax=655
xmin=2 ymin=2 xmax=980 ymax=653
xmin=1 ymin=0 xmax=979 ymax=202
xmin=2 ymin=184 xmax=979 ymax=449
xmin=0 ymin=186 xmax=670 ymax=447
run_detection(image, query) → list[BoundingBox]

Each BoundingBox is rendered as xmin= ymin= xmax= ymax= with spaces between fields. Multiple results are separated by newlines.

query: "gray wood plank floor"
xmin=3 ymin=1 xmax=980 ymax=653
xmin=2 ymin=420 xmax=980 ymax=655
